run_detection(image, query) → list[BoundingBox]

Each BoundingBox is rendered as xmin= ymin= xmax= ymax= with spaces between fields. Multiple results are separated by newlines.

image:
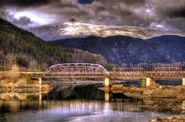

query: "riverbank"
xmin=150 ymin=115 xmax=185 ymax=122
xmin=0 ymin=78 xmax=52 ymax=93
xmin=110 ymin=84 xmax=185 ymax=99
xmin=0 ymin=77 xmax=52 ymax=101
xmin=101 ymin=83 xmax=185 ymax=121
xmin=100 ymin=85 xmax=185 ymax=113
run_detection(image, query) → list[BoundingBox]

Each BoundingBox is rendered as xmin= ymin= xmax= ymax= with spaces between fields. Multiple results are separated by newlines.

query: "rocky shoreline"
xmin=111 ymin=84 xmax=185 ymax=99
xmin=0 ymin=83 xmax=51 ymax=93
xmin=0 ymin=77 xmax=52 ymax=101
xmin=0 ymin=77 xmax=52 ymax=94
xmin=150 ymin=115 xmax=185 ymax=122
xmin=101 ymin=82 xmax=185 ymax=122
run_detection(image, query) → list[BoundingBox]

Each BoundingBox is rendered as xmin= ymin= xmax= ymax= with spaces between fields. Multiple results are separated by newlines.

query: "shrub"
xmin=16 ymin=56 xmax=28 ymax=67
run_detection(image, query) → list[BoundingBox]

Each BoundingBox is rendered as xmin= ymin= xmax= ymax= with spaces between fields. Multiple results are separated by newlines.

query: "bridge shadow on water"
xmin=44 ymin=84 xmax=105 ymax=100
xmin=43 ymin=84 xmax=185 ymax=114
xmin=44 ymin=81 xmax=138 ymax=101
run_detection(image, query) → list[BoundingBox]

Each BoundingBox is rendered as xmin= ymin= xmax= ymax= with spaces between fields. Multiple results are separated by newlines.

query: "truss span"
xmin=44 ymin=63 xmax=109 ymax=79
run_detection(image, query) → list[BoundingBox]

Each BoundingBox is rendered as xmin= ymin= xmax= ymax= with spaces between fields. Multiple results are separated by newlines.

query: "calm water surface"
xmin=0 ymin=85 xmax=181 ymax=122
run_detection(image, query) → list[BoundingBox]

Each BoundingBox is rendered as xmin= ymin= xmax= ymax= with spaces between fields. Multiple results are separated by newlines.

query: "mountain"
xmin=0 ymin=18 xmax=107 ymax=70
xmin=52 ymin=35 xmax=185 ymax=66
xmin=30 ymin=22 xmax=185 ymax=41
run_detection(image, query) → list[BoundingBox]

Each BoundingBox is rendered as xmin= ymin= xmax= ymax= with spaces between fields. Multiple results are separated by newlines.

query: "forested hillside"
xmin=0 ymin=18 xmax=107 ymax=70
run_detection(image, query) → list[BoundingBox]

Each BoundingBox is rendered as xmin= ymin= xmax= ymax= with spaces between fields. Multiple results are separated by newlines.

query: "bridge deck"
xmin=43 ymin=71 xmax=185 ymax=80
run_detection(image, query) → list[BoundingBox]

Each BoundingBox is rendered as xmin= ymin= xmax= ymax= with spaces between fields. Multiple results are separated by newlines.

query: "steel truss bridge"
xmin=44 ymin=63 xmax=109 ymax=79
xmin=0 ymin=63 xmax=185 ymax=80
xmin=44 ymin=63 xmax=185 ymax=80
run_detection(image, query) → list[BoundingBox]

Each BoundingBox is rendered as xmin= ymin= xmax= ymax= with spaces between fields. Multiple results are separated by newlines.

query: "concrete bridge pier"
xmin=39 ymin=78 xmax=42 ymax=102
xmin=146 ymin=77 xmax=152 ymax=87
xmin=39 ymin=78 xmax=42 ymax=91
xmin=141 ymin=77 xmax=153 ymax=87
xmin=104 ymin=77 xmax=111 ymax=87
xmin=143 ymin=77 xmax=158 ymax=87
xmin=104 ymin=77 xmax=111 ymax=102
xmin=182 ymin=78 xmax=185 ymax=86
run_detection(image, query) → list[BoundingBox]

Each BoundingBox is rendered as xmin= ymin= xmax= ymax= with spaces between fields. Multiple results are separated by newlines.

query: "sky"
xmin=0 ymin=0 xmax=185 ymax=31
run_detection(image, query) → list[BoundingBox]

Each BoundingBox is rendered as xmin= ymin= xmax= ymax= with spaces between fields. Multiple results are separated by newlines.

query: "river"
xmin=0 ymin=84 xmax=182 ymax=122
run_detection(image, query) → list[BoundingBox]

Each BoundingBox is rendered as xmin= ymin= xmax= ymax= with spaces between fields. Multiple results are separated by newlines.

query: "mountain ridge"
xmin=51 ymin=35 xmax=185 ymax=66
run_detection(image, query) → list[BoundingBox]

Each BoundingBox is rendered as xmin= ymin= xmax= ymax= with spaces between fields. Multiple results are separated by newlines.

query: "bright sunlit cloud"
xmin=13 ymin=10 xmax=56 ymax=27
xmin=150 ymin=22 xmax=168 ymax=30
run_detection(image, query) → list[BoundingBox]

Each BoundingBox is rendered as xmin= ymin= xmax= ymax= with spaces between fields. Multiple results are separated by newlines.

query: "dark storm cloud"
xmin=153 ymin=0 xmax=185 ymax=17
xmin=0 ymin=8 xmax=34 ymax=27
xmin=165 ymin=7 xmax=185 ymax=18
xmin=78 ymin=0 xmax=94 ymax=4
xmin=115 ymin=0 xmax=146 ymax=5
xmin=13 ymin=16 xmax=32 ymax=26
xmin=0 ymin=0 xmax=185 ymax=31
xmin=0 ymin=0 xmax=51 ymax=6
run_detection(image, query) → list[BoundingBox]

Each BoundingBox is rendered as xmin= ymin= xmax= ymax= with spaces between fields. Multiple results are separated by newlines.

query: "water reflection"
xmin=0 ymin=85 xmax=182 ymax=122
xmin=104 ymin=92 xmax=110 ymax=102
xmin=0 ymin=99 xmax=173 ymax=122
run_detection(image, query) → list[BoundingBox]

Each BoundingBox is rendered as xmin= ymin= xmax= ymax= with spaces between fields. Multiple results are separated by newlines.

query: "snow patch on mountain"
xmin=30 ymin=22 xmax=185 ymax=41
